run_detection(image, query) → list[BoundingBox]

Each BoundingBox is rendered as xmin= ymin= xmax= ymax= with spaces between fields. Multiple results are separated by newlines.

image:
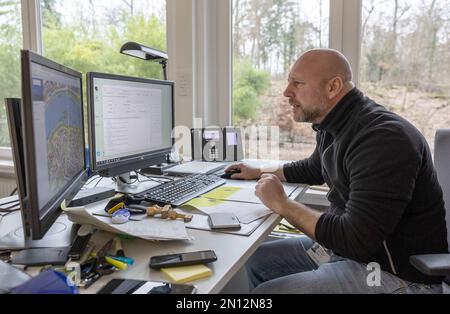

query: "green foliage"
xmin=43 ymin=12 xmax=166 ymax=80
xmin=233 ymin=59 xmax=270 ymax=124
xmin=233 ymin=86 xmax=259 ymax=122
xmin=0 ymin=0 xmax=21 ymax=146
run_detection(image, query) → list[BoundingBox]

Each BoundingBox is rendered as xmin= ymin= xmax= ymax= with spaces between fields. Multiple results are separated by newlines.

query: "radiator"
xmin=0 ymin=177 xmax=16 ymax=198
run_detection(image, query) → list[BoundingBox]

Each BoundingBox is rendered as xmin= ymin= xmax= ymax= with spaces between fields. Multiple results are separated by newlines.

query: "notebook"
xmin=161 ymin=264 xmax=213 ymax=283
xmin=165 ymin=161 xmax=226 ymax=176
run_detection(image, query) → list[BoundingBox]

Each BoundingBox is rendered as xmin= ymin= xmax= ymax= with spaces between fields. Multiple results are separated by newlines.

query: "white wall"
xmin=167 ymin=0 xmax=232 ymax=128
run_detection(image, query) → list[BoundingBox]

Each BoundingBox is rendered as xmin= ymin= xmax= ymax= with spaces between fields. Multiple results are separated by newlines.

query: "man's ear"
xmin=326 ymin=77 xmax=344 ymax=100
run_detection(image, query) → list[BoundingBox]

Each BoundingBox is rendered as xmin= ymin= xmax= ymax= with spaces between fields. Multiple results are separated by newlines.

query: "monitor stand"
xmin=114 ymin=172 xmax=161 ymax=195
xmin=0 ymin=213 xmax=75 ymax=251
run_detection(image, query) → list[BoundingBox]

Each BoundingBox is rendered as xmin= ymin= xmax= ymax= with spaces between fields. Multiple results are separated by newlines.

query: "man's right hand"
xmin=224 ymin=163 xmax=261 ymax=180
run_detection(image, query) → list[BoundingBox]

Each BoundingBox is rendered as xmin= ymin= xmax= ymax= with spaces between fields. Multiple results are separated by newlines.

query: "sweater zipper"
xmin=320 ymin=132 xmax=335 ymax=168
xmin=383 ymin=240 xmax=398 ymax=275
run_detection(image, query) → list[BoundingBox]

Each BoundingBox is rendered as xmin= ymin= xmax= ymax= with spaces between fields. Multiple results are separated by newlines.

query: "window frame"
xmin=225 ymin=0 xmax=362 ymax=127
xmin=1 ymin=0 xmax=363 ymax=168
xmin=0 ymin=0 xmax=38 ymax=172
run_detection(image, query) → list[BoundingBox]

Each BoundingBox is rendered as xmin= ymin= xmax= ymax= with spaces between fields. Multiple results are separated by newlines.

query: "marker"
xmin=106 ymin=255 xmax=134 ymax=265
xmin=105 ymin=256 xmax=128 ymax=270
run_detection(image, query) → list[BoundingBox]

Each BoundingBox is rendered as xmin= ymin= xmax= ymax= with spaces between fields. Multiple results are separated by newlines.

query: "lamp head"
xmin=120 ymin=41 xmax=168 ymax=62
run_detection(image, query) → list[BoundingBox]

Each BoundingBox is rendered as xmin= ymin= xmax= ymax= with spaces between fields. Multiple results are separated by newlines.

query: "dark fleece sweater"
xmin=283 ymin=88 xmax=448 ymax=284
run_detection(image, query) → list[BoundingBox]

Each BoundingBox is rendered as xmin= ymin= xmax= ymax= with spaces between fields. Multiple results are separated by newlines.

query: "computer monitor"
xmin=18 ymin=50 xmax=88 ymax=240
xmin=87 ymin=72 xmax=174 ymax=184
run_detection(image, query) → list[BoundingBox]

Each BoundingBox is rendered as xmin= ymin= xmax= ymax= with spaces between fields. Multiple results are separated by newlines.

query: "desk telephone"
xmin=191 ymin=127 xmax=243 ymax=162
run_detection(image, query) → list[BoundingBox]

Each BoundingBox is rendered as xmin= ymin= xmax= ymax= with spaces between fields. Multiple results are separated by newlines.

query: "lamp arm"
xmin=160 ymin=60 xmax=168 ymax=80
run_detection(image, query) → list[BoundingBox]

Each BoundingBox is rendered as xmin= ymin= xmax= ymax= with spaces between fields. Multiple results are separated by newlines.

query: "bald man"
xmin=226 ymin=49 xmax=448 ymax=294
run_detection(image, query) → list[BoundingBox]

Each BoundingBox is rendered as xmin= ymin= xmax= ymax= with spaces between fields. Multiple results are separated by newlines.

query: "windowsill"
xmin=0 ymin=160 xmax=15 ymax=177
xmin=0 ymin=147 xmax=14 ymax=177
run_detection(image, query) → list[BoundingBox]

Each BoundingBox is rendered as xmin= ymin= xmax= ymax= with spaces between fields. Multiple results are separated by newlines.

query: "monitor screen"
xmin=21 ymin=50 xmax=88 ymax=239
xmin=88 ymin=73 xmax=174 ymax=177
xmin=31 ymin=63 xmax=84 ymax=214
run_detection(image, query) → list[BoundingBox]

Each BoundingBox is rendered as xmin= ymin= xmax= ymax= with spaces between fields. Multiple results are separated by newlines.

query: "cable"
xmin=9 ymin=187 xmax=18 ymax=196
xmin=138 ymin=171 xmax=174 ymax=183
xmin=85 ymin=175 xmax=102 ymax=186
xmin=94 ymin=177 xmax=105 ymax=188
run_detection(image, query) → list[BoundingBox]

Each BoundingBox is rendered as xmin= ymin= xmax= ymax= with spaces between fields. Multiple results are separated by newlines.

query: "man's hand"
xmin=224 ymin=163 xmax=261 ymax=180
xmin=255 ymin=174 xmax=289 ymax=214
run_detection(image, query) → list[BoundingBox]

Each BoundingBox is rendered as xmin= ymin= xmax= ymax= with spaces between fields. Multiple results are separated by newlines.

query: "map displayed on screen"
xmin=31 ymin=63 xmax=84 ymax=213
xmin=45 ymin=84 xmax=83 ymax=192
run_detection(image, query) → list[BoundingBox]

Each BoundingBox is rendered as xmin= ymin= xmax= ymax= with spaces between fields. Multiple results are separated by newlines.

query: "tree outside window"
xmin=361 ymin=0 xmax=450 ymax=153
xmin=232 ymin=0 xmax=330 ymax=161
xmin=42 ymin=0 xmax=167 ymax=80
xmin=0 ymin=0 xmax=22 ymax=148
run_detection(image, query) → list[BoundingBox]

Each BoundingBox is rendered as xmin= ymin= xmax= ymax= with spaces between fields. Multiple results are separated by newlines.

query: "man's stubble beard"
xmin=292 ymin=98 xmax=327 ymax=123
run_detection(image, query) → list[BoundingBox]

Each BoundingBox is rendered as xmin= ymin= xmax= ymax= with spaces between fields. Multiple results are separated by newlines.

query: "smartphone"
xmin=97 ymin=279 xmax=197 ymax=294
xmin=68 ymin=233 xmax=92 ymax=260
xmin=149 ymin=250 xmax=217 ymax=269
xmin=208 ymin=212 xmax=241 ymax=229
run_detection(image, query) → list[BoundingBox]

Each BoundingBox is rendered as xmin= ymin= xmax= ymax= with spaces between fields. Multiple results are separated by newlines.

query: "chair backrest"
xmin=434 ymin=129 xmax=450 ymax=249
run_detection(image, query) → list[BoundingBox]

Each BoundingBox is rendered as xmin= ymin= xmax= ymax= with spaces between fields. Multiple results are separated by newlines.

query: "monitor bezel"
xmin=21 ymin=50 xmax=88 ymax=240
xmin=87 ymin=72 xmax=175 ymax=177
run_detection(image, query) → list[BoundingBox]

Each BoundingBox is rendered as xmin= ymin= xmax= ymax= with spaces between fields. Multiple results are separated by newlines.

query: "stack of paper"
xmin=62 ymin=200 xmax=191 ymax=241
xmin=201 ymin=185 xmax=300 ymax=204
xmin=182 ymin=197 xmax=272 ymax=224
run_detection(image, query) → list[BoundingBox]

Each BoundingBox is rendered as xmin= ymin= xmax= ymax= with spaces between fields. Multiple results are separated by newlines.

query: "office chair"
xmin=409 ymin=129 xmax=450 ymax=294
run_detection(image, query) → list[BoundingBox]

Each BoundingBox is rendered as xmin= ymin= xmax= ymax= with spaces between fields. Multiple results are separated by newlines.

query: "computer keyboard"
xmin=138 ymin=174 xmax=226 ymax=207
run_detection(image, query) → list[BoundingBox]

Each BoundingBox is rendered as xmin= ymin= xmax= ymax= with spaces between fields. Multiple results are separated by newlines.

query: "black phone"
xmin=149 ymin=250 xmax=217 ymax=269
xmin=97 ymin=279 xmax=197 ymax=294
xmin=68 ymin=233 xmax=92 ymax=261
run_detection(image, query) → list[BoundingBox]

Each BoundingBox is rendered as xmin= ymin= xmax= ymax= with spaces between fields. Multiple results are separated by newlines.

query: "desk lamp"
xmin=120 ymin=41 xmax=168 ymax=80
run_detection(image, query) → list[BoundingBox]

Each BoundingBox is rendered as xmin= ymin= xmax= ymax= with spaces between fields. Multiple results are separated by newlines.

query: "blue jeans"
xmin=246 ymin=236 xmax=443 ymax=294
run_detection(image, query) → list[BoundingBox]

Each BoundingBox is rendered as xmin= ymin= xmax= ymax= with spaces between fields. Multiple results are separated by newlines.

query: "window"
xmin=360 ymin=0 xmax=450 ymax=153
xmin=232 ymin=0 xmax=330 ymax=161
xmin=41 ymin=0 xmax=167 ymax=80
xmin=0 ymin=0 xmax=22 ymax=148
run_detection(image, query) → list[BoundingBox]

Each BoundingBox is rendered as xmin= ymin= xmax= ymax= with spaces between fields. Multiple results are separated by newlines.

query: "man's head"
xmin=283 ymin=49 xmax=355 ymax=124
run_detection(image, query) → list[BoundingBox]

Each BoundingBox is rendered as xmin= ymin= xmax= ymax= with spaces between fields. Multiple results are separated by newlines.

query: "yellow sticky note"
xmin=202 ymin=186 xmax=241 ymax=200
xmin=161 ymin=264 xmax=213 ymax=284
xmin=182 ymin=197 xmax=224 ymax=208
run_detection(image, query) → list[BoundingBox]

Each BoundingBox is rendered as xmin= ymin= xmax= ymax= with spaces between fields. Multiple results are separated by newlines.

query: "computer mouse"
xmin=220 ymin=169 xmax=242 ymax=180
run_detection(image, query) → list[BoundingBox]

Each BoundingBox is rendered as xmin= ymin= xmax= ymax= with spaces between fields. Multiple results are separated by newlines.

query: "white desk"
xmin=0 ymin=177 xmax=307 ymax=294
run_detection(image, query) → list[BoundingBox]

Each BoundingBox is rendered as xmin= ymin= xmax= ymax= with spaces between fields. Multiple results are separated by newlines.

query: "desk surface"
xmin=0 ymin=176 xmax=307 ymax=294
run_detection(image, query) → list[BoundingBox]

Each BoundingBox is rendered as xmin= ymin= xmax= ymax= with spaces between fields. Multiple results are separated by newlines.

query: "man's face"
xmin=283 ymin=66 xmax=328 ymax=123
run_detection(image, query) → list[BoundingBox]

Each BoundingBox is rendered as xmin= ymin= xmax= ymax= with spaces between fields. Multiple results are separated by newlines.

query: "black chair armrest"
xmin=410 ymin=254 xmax=450 ymax=276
